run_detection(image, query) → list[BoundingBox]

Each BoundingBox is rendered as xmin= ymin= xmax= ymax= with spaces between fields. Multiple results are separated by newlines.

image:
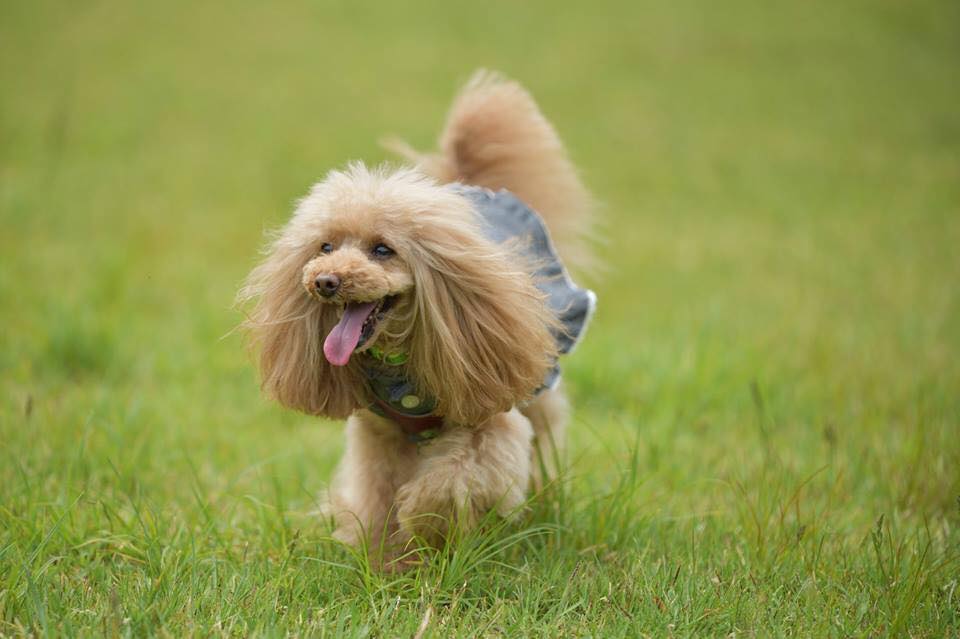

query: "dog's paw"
xmin=395 ymin=473 xmax=480 ymax=547
xmin=331 ymin=525 xmax=362 ymax=547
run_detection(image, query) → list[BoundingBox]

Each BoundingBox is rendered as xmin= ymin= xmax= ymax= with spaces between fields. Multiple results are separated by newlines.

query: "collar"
xmin=369 ymin=395 xmax=445 ymax=443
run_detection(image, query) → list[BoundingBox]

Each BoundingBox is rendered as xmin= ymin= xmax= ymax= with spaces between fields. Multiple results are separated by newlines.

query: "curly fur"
xmin=389 ymin=69 xmax=595 ymax=272
xmin=239 ymin=71 xmax=593 ymax=565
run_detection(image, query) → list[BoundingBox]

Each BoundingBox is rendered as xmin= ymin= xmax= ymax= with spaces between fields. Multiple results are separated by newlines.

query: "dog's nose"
xmin=314 ymin=273 xmax=341 ymax=298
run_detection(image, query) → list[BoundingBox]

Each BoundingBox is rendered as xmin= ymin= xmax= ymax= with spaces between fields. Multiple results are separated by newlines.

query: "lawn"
xmin=1 ymin=0 xmax=958 ymax=636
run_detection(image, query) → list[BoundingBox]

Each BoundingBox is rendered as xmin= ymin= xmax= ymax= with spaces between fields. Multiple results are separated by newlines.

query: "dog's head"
xmin=240 ymin=164 xmax=557 ymax=424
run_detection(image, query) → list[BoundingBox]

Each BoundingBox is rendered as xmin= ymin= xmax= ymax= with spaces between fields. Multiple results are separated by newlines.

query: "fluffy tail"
xmin=388 ymin=70 xmax=594 ymax=272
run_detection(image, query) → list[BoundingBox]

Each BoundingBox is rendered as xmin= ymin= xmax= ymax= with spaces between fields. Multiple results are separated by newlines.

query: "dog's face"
xmin=241 ymin=164 xmax=558 ymax=424
xmin=299 ymin=222 xmax=415 ymax=367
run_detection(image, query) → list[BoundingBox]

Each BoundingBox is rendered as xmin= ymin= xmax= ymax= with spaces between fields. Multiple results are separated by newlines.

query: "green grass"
xmin=2 ymin=0 xmax=959 ymax=635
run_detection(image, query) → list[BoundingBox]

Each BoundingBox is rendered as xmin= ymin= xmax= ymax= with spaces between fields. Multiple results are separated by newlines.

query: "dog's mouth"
xmin=323 ymin=295 xmax=396 ymax=366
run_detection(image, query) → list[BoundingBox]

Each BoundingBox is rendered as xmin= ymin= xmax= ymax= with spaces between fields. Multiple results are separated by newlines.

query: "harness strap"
xmin=370 ymin=396 xmax=445 ymax=443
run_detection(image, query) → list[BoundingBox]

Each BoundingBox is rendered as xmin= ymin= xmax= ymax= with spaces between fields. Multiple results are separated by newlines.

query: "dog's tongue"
xmin=323 ymin=301 xmax=377 ymax=366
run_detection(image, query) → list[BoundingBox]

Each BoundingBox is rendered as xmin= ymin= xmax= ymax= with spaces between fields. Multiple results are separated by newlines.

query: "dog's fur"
xmin=239 ymin=71 xmax=592 ymax=560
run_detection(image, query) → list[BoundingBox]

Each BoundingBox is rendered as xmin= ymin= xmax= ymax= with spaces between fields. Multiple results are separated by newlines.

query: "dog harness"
xmin=362 ymin=186 xmax=596 ymax=443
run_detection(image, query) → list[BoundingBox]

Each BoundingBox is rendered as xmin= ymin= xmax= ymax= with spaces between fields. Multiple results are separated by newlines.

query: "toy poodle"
xmin=239 ymin=71 xmax=595 ymax=561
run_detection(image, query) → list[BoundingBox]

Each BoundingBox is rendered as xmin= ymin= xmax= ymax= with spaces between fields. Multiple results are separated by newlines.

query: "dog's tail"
xmin=386 ymin=70 xmax=595 ymax=272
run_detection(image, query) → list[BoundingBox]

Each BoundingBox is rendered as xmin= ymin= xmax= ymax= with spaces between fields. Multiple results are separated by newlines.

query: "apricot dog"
xmin=240 ymin=71 xmax=594 ymax=563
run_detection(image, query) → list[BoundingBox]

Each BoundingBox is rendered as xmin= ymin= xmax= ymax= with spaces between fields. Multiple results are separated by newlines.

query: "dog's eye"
xmin=320 ymin=243 xmax=333 ymax=254
xmin=372 ymin=243 xmax=394 ymax=259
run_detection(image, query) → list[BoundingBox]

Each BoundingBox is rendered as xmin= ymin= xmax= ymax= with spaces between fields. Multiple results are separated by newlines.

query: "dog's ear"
xmin=404 ymin=211 xmax=558 ymax=425
xmin=239 ymin=231 xmax=359 ymax=419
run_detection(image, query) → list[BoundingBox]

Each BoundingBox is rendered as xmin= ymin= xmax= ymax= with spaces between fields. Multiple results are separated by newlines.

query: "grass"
xmin=1 ymin=0 xmax=959 ymax=635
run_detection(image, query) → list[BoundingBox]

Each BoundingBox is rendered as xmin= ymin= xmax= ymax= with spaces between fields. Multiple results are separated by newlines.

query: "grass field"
xmin=2 ymin=0 xmax=959 ymax=635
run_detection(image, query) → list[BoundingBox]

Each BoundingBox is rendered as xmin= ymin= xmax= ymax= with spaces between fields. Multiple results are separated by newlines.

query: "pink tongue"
xmin=323 ymin=301 xmax=377 ymax=366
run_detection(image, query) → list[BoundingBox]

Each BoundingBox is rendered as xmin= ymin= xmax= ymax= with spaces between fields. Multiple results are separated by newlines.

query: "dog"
xmin=239 ymin=71 xmax=595 ymax=562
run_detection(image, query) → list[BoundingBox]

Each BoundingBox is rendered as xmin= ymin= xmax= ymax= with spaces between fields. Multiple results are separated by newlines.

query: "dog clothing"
xmin=363 ymin=186 xmax=596 ymax=441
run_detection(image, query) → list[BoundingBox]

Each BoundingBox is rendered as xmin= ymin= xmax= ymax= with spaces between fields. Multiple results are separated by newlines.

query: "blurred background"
xmin=0 ymin=0 xmax=960 ymax=636
xmin=1 ymin=0 xmax=958 ymax=627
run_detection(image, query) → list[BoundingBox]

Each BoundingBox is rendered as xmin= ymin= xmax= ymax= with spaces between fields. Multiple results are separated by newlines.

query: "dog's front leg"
xmin=328 ymin=411 xmax=418 ymax=551
xmin=395 ymin=409 xmax=533 ymax=547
